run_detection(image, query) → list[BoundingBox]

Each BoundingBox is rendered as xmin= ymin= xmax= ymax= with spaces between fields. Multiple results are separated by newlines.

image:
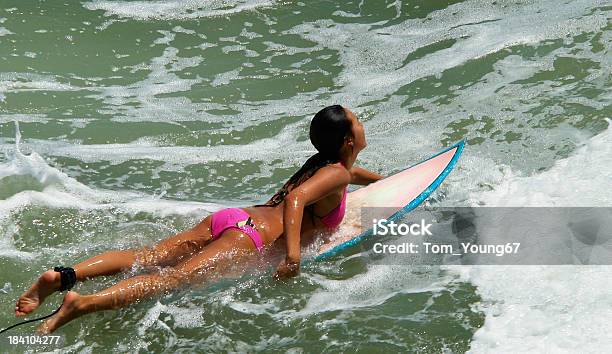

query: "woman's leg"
xmin=37 ymin=229 xmax=258 ymax=334
xmin=15 ymin=216 xmax=213 ymax=317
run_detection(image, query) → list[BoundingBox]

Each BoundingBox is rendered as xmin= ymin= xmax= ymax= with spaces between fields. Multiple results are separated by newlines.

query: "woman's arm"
xmin=349 ymin=166 xmax=384 ymax=185
xmin=273 ymin=165 xmax=351 ymax=279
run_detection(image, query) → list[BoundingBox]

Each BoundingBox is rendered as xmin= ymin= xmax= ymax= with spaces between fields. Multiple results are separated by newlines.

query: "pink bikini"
xmin=317 ymin=187 xmax=348 ymax=229
xmin=210 ymin=208 xmax=264 ymax=252
xmin=210 ymin=185 xmax=348 ymax=252
xmin=317 ymin=160 xmax=349 ymax=229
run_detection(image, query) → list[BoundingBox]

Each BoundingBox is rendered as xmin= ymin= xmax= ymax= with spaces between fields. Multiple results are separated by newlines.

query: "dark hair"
xmin=257 ymin=105 xmax=352 ymax=207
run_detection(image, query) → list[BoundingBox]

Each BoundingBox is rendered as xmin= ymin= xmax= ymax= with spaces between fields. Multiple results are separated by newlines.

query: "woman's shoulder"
xmin=314 ymin=162 xmax=351 ymax=184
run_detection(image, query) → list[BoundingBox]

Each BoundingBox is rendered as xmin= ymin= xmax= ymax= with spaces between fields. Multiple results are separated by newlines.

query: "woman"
xmin=14 ymin=105 xmax=383 ymax=333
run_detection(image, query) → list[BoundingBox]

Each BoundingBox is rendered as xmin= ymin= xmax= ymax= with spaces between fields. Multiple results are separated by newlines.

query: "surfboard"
xmin=313 ymin=141 xmax=465 ymax=261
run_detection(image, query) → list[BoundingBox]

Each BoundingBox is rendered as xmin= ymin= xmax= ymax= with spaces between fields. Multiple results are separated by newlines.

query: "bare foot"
xmin=15 ymin=270 xmax=61 ymax=317
xmin=37 ymin=291 xmax=87 ymax=334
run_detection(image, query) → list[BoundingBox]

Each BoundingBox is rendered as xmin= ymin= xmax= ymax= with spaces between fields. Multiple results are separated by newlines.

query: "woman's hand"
xmin=273 ymin=259 xmax=300 ymax=280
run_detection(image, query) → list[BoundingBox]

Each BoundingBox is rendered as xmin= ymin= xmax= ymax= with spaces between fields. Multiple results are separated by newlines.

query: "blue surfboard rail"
xmin=312 ymin=140 xmax=465 ymax=262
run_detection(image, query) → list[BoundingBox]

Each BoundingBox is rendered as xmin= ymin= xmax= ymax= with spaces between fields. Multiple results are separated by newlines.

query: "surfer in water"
xmin=14 ymin=105 xmax=383 ymax=333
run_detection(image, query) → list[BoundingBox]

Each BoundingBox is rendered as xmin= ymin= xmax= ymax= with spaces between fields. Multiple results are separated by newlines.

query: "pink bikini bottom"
xmin=210 ymin=208 xmax=264 ymax=252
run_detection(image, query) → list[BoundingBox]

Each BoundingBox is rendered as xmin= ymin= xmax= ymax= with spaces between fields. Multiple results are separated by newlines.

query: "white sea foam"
xmin=83 ymin=0 xmax=275 ymax=20
xmin=286 ymin=0 xmax=608 ymax=99
xmin=452 ymin=121 xmax=612 ymax=353
xmin=0 ymin=27 xmax=13 ymax=36
xmin=0 ymin=145 xmax=221 ymax=215
xmin=137 ymin=301 xmax=205 ymax=336
xmin=0 ymin=72 xmax=82 ymax=99
xmin=0 ymin=119 xmax=307 ymax=169
xmin=299 ymin=265 xmax=449 ymax=315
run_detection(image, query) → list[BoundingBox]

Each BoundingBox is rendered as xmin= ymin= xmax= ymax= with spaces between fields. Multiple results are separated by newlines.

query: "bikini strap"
xmin=236 ymin=217 xmax=256 ymax=229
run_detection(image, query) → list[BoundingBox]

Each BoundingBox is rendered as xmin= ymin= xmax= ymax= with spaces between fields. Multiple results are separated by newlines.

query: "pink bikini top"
xmin=318 ymin=187 xmax=347 ymax=229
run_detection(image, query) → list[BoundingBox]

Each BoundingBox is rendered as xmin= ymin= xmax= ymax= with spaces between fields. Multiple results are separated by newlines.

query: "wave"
xmin=454 ymin=120 xmax=612 ymax=352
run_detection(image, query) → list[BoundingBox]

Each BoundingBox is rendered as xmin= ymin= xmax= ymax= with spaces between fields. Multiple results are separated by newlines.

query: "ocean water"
xmin=0 ymin=0 xmax=610 ymax=352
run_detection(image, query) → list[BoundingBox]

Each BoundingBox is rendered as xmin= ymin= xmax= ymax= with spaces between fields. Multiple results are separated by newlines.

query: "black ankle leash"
xmin=0 ymin=267 xmax=76 ymax=334
xmin=54 ymin=267 xmax=77 ymax=292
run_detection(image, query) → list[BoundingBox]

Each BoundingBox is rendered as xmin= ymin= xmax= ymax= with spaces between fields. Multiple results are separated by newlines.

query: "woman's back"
xmin=244 ymin=183 xmax=348 ymax=246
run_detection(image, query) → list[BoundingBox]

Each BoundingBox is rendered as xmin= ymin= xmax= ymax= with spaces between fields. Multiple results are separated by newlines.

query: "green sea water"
xmin=0 ymin=0 xmax=610 ymax=352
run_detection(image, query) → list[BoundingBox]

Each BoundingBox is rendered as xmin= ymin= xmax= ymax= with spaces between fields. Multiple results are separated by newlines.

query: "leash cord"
xmin=0 ymin=304 xmax=63 ymax=334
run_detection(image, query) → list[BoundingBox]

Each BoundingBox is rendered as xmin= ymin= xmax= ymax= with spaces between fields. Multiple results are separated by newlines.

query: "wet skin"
xmin=15 ymin=106 xmax=379 ymax=333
